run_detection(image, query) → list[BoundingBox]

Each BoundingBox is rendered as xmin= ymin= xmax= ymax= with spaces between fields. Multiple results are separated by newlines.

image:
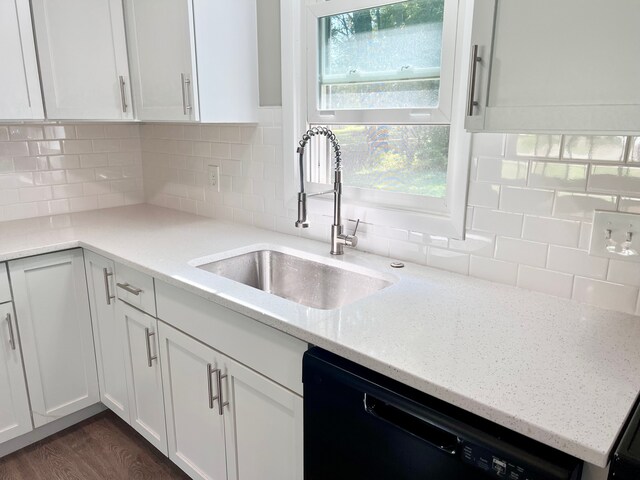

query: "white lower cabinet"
xmin=0 ymin=302 xmax=32 ymax=443
xmin=84 ymin=251 xmax=129 ymax=422
xmin=119 ymin=300 xmax=167 ymax=454
xmin=158 ymin=320 xmax=228 ymax=479
xmin=159 ymin=320 xmax=303 ymax=480
xmin=9 ymin=249 xmax=99 ymax=428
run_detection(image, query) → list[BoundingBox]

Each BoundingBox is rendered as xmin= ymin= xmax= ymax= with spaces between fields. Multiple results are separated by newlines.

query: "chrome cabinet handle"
xmin=466 ymin=44 xmax=482 ymax=116
xmin=5 ymin=313 xmax=15 ymax=351
xmin=215 ymin=368 xmax=229 ymax=416
xmin=144 ymin=328 xmax=157 ymax=367
xmin=181 ymin=73 xmax=192 ymax=115
xmin=103 ymin=268 xmax=115 ymax=305
xmin=207 ymin=364 xmax=219 ymax=409
xmin=119 ymin=75 xmax=128 ymax=113
xmin=116 ymin=282 xmax=142 ymax=296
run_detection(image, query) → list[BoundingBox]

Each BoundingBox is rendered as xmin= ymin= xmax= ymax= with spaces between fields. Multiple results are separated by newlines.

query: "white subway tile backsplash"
xmin=578 ymin=222 xmax=592 ymax=250
xmin=517 ymin=266 xmax=574 ymax=298
xmin=528 ymin=161 xmax=587 ymax=191
xmin=499 ymin=186 xmax=554 ymax=215
xmin=607 ymin=260 xmax=640 ymax=288
xmin=448 ymin=231 xmax=495 ymax=257
xmin=495 ymin=236 xmax=547 ymax=267
xmin=469 ymin=256 xmax=518 ymax=285
xmin=467 ymin=182 xmax=500 ymax=208
xmin=0 ymin=122 xmax=143 ymax=223
xmin=522 ymin=216 xmax=581 ymax=247
xmin=553 ymin=192 xmax=617 ymax=221
xmin=476 ymin=157 xmax=529 ymax=185
xmin=588 ymin=165 xmax=640 ymax=194
xmin=0 ymin=127 xmax=10 ymax=141
xmin=9 ymin=126 xmax=44 ymax=141
xmin=472 ymin=208 xmax=523 ymax=237
xmin=427 ymin=247 xmax=469 ymax=274
xmin=547 ymin=246 xmax=609 ymax=279
xmin=572 ymin=277 xmax=638 ymax=314
xmin=619 ymin=197 xmax=640 ymax=214
xmin=136 ymin=111 xmax=640 ymax=316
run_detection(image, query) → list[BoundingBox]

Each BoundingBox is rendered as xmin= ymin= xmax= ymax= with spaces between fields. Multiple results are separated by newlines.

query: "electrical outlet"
xmin=208 ymin=165 xmax=220 ymax=191
xmin=590 ymin=210 xmax=640 ymax=262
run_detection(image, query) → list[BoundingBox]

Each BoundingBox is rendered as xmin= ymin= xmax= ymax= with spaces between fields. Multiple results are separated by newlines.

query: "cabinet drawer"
xmin=115 ymin=263 xmax=156 ymax=316
xmin=0 ymin=263 xmax=10 ymax=303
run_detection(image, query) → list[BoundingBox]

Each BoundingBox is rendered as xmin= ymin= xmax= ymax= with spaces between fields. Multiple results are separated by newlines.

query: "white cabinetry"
xmin=465 ymin=0 xmax=640 ymax=134
xmin=84 ymin=251 xmax=129 ymax=423
xmin=158 ymin=320 xmax=303 ymax=480
xmin=0 ymin=263 xmax=11 ymax=303
xmin=0 ymin=302 xmax=32 ymax=444
xmin=124 ymin=0 xmax=197 ymax=121
xmin=0 ymin=0 xmax=44 ymax=120
xmin=119 ymin=300 xmax=167 ymax=454
xmin=9 ymin=249 xmax=99 ymax=428
xmin=158 ymin=321 xmax=229 ymax=479
xmin=31 ymin=0 xmax=133 ymax=120
xmin=124 ymin=0 xmax=258 ymax=123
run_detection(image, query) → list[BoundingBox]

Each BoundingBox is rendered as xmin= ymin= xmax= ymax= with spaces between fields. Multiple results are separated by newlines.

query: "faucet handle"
xmin=349 ymin=218 xmax=360 ymax=237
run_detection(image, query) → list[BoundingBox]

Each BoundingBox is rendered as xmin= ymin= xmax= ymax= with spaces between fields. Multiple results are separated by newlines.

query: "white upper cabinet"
xmin=31 ymin=0 xmax=133 ymax=120
xmin=125 ymin=0 xmax=197 ymax=121
xmin=124 ymin=0 xmax=258 ymax=123
xmin=0 ymin=0 xmax=44 ymax=120
xmin=465 ymin=0 xmax=640 ymax=134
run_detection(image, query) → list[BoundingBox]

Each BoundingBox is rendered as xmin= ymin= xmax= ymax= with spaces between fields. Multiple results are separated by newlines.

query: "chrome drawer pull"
xmin=208 ymin=364 xmax=220 ymax=410
xmin=144 ymin=328 xmax=157 ymax=367
xmin=5 ymin=313 xmax=15 ymax=351
xmin=466 ymin=44 xmax=482 ymax=116
xmin=117 ymin=282 xmax=143 ymax=296
xmin=216 ymin=368 xmax=229 ymax=416
xmin=103 ymin=268 xmax=115 ymax=305
xmin=119 ymin=75 xmax=128 ymax=113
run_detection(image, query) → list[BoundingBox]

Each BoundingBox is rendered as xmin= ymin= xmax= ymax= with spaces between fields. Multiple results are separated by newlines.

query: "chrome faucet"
xmin=295 ymin=127 xmax=358 ymax=255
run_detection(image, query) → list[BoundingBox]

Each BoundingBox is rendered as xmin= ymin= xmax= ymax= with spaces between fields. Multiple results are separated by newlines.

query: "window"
xmin=294 ymin=0 xmax=470 ymax=237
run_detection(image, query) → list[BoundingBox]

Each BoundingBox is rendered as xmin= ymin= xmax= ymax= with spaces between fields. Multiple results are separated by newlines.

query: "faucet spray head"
xmin=295 ymin=192 xmax=309 ymax=228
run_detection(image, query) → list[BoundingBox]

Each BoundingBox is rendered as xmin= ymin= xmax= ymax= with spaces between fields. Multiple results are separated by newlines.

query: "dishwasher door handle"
xmin=364 ymin=393 xmax=459 ymax=455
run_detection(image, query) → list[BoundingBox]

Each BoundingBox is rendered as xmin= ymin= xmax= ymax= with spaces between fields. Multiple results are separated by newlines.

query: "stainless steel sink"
xmin=194 ymin=249 xmax=395 ymax=310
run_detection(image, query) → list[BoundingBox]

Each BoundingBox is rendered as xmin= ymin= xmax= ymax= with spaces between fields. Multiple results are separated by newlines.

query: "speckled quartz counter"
xmin=0 ymin=204 xmax=638 ymax=468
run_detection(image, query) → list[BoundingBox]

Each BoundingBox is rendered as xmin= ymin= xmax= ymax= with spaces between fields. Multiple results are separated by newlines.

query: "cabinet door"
xmin=0 ymin=0 xmax=44 ymax=120
xmin=466 ymin=0 xmax=640 ymax=133
xmin=120 ymin=301 xmax=167 ymax=454
xmin=9 ymin=249 xmax=99 ymax=428
xmin=31 ymin=0 xmax=133 ymax=120
xmin=124 ymin=0 xmax=198 ymax=121
xmin=84 ymin=251 xmax=129 ymax=423
xmin=0 ymin=302 xmax=32 ymax=443
xmin=158 ymin=321 xmax=228 ymax=480
xmin=223 ymin=355 xmax=303 ymax=480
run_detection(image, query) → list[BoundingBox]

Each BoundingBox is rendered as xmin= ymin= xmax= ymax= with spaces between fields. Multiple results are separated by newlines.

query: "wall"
xmin=0 ymin=123 xmax=143 ymax=222
xmin=141 ymin=107 xmax=640 ymax=316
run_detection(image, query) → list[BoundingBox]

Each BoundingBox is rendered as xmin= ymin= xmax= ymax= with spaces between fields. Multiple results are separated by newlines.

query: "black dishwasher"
xmin=303 ymin=347 xmax=582 ymax=480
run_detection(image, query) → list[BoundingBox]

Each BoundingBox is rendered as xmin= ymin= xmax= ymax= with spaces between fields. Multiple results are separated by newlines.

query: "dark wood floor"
xmin=0 ymin=411 xmax=188 ymax=480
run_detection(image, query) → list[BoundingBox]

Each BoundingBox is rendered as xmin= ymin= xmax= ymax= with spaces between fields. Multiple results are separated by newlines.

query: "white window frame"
xmin=281 ymin=0 xmax=473 ymax=239
xmin=307 ymin=0 xmax=459 ymax=125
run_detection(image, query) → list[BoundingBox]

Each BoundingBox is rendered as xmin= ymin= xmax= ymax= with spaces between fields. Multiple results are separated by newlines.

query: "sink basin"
xmin=193 ymin=248 xmax=395 ymax=310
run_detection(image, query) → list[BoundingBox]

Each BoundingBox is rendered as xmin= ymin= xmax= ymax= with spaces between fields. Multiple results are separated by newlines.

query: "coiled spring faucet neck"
xmin=295 ymin=127 xmax=358 ymax=255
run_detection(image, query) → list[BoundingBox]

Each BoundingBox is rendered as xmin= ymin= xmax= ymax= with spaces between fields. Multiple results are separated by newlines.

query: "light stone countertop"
xmin=0 ymin=204 xmax=638 ymax=468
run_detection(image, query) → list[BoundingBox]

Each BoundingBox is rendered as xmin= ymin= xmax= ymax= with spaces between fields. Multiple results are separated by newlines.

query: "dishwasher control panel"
xmin=462 ymin=443 xmax=541 ymax=480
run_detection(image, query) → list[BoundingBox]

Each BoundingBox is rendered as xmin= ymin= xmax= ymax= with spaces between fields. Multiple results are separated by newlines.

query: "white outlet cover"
xmin=208 ymin=165 xmax=220 ymax=191
xmin=590 ymin=210 xmax=640 ymax=262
